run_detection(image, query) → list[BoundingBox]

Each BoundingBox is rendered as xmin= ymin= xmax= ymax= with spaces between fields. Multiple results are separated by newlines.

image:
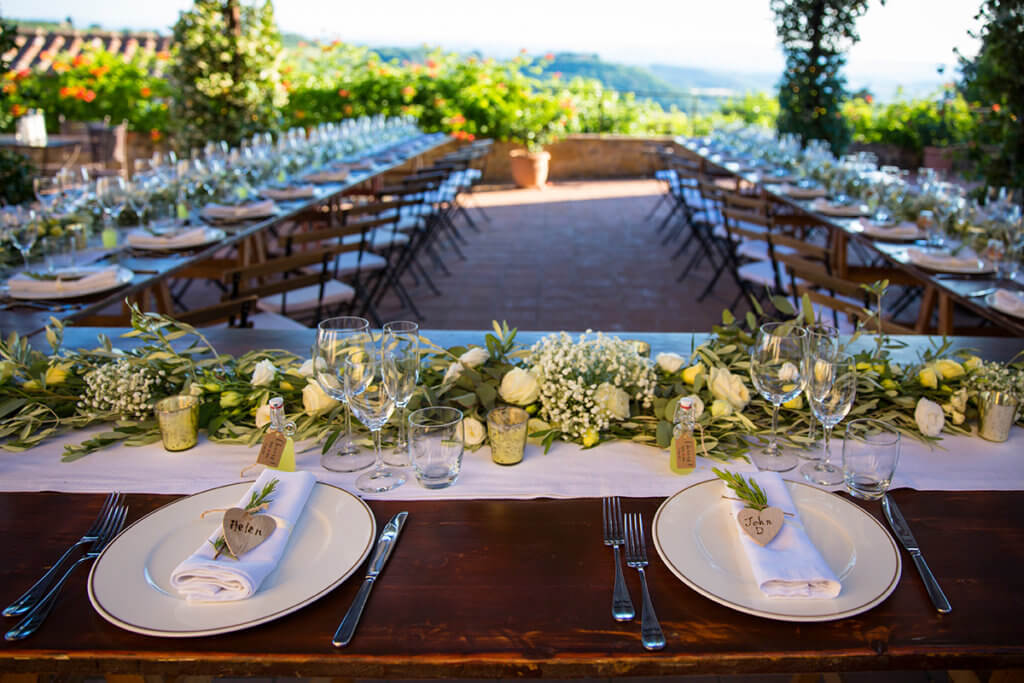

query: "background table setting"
xmin=0 ymin=325 xmax=1022 ymax=678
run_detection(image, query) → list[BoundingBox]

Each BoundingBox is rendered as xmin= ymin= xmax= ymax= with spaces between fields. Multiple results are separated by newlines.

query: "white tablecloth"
xmin=1 ymin=425 xmax=1020 ymax=498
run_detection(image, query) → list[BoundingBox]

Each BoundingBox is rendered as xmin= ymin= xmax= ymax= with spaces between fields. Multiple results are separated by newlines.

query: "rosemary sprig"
xmin=713 ymin=468 xmax=768 ymax=511
xmin=210 ymin=477 xmax=279 ymax=560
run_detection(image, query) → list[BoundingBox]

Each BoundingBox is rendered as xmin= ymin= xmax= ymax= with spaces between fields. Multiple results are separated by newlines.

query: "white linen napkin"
xmin=779 ymin=184 xmax=827 ymax=199
xmin=811 ymin=198 xmax=865 ymax=217
xmin=260 ymin=185 xmax=315 ymax=200
xmin=304 ymin=168 xmax=350 ymax=184
xmin=992 ymin=288 xmax=1024 ymax=317
xmin=727 ymin=472 xmax=841 ymax=599
xmin=906 ymin=247 xmax=981 ymax=272
xmin=126 ymin=227 xmax=211 ymax=250
xmin=860 ymin=220 xmax=921 ymax=240
xmin=7 ymin=266 xmax=121 ymax=298
xmin=201 ymin=199 xmax=277 ymax=221
xmin=169 ymin=469 xmax=317 ymax=602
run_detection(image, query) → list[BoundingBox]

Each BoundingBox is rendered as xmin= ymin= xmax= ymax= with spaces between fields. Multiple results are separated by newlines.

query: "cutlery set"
xmin=603 ymin=496 xmax=665 ymax=650
xmin=4 ymin=491 xmax=128 ymax=641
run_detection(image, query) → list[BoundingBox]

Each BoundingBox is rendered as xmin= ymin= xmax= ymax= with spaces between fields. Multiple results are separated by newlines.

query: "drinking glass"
xmin=801 ymin=322 xmax=839 ymax=450
xmin=349 ymin=344 xmax=405 ymax=493
xmin=313 ymin=316 xmax=375 ymax=472
xmin=408 ymin=406 xmax=463 ymax=489
xmin=96 ymin=176 xmax=127 ymax=227
xmin=382 ymin=320 xmax=419 ymax=467
xmin=842 ymin=418 xmax=901 ymax=500
xmin=749 ymin=322 xmax=806 ymax=472
xmin=802 ymin=352 xmax=856 ymax=485
xmin=9 ymin=210 xmax=39 ymax=270
xmin=33 ymin=175 xmax=62 ymax=218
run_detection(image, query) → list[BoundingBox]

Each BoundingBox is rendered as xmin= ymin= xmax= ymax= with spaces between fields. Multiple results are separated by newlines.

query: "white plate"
xmin=7 ymin=265 xmax=133 ymax=300
xmin=906 ymin=248 xmax=996 ymax=275
xmin=126 ymin=227 xmax=226 ymax=251
xmin=88 ymin=481 xmax=375 ymax=637
xmin=811 ymin=200 xmax=867 ymax=217
xmin=653 ymin=479 xmax=901 ymax=622
xmin=986 ymin=291 xmax=1024 ymax=319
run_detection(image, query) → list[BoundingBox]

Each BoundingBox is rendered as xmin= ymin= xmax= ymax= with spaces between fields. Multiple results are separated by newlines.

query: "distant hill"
xmin=648 ymin=63 xmax=778 ymax=95
xmin=541 ymin=53 xmax=685 ymax=105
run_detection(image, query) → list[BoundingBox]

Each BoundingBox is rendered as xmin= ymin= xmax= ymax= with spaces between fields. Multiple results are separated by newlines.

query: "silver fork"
xmin=3 ymin=492 xmax=123 ymax=617
xmin=624 ymin=513 xmax=665 ymax=651
xmin=5 ymin=503 xmax=128 ymax=641
xmin=602 ymin=497 xmax=634 ymax=621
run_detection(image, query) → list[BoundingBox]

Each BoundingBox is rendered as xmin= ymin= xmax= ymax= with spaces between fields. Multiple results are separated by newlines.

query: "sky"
xmin=1 ymin=0 xmax=983 ymax=91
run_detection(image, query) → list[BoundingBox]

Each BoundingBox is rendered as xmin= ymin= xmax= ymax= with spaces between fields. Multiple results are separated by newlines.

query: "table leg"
xmin=915 ymin=285 xmax=938 ymax=333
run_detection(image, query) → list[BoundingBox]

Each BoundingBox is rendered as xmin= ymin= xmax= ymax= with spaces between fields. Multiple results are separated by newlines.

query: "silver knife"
xmin=333 ymin=511 xmax=408 ymax=647
xmin=882 ymin=495 xmax=951 ymax=614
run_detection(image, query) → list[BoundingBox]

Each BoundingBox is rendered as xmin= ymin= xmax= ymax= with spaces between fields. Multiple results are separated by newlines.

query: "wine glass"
xmin=96 ymin=176 xmax=127 ymax=228
xmin=9 ymin=209 xmax=40 ymax=270
xmin=313 ymin=316 xmax=375 ymax=473
xmin=749 ymin=322 xmax=806 ymax=472
xmin=33 ymin=175 xmax=62 ymax=219
xmin=802 ymin=322 xmax=839 ymax=449
xmin=349 ymin=341 xmax=405 ymax=493
xmin=382 ymin=320 xmax=419 ymax=467
xmin=802 ymin=352 xmax=857 ymax=486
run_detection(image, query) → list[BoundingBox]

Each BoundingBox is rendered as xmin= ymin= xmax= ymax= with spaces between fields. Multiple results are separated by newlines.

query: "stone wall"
xmin=480 ymin=135 xmax=674 ymax=184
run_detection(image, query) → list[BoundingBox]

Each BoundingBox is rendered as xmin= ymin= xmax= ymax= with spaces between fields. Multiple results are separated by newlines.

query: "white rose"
xmin=298 ymin=357 xmax=324 ymax=377
xmin=443 ymin=361 xmax=463 ymax=384
xmin=459 ymin=347 xmax=490 ymax=368
xmin=709 ymin=367 xmax=750 ymax=411
xmin=250 ymin=359 xmax=277 ymax=386
xmin=594 ymin=382 xmax=631 ymax=420
xmin=683 ymin=394 xmax=704 ymax=420
xmin=459 ymin=416 xmax=486 ymax=446
xmin=302 ymin=379 xmax=339 ymax=416
xmin=255 ymin=403 xmax=272 ymax=428
xmin=779 ymin=361 xmax=799 ymax=382
xmin=656 ymin=352 xmax=686 ymax=374
xmin=498 ymin=367 xmax=540 ymax=405
xmin=914 ymin=397 xmax=945 ymax=437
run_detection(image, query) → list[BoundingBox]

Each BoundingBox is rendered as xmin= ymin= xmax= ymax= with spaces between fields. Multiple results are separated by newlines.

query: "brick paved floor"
xmin=375 ymin=179 xmax=741 ymax=332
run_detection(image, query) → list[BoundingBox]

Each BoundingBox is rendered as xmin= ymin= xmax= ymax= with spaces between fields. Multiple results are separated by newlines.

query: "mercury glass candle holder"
xmin=486 ymin=405 xmax=529 ymax=466
xmin=155 ymin=395 xmax=200 ymax=451
xmin=978 ymin=391 xmax=1017 ymax=442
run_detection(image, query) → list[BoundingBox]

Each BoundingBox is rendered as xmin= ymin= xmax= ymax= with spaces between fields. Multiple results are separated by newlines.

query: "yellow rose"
xmin=219 ymin=391 xmax=243 ymax=408
xmin=963 ymin=355 xmax=982 ymax=371
xmin=856 ymin=361 xmax=872 ymax=372
xmin=44 ymin=362 xmax=72 ymax=386
xmin=881 ymin=379 xmax=898 ymax=391
xmin=302 ymin=379 xmax=339 ymax=416
xmin=783 ymin=394 xmax=803 ymax=410
xmin=918 ymin=366 xmax=938 ymax=389
xmin=279 ymin=381 xmax=295 ymax=391
xmin=682 ymin=363 xmax=704 ymax=384
xmin=934 ymin=359 xmax=965 ymax=380
xmin=22 ymin=379 xmax=41 ymax=391
xmin=255 ymin=403 xmax=272 ymax=428
xmin=872 ymin=364 xmax=886 ymax=374
xmin=0 ymin=360 xmax=13 ymax=384
xmin=582 ymin=428 xmax=600 ymax=448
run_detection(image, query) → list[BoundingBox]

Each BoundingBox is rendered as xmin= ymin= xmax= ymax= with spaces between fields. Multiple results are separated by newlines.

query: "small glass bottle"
xmin=267 ymin=397 xmax=296 ymax=472
xmin=670 ymin=397 xmax=697 ymax=475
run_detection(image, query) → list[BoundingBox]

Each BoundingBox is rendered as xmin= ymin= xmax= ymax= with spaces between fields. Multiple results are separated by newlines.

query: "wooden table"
xmin=0 ymin=328 xmax=1022 ymax=678
xmin=674 ymin=141 xmax=1024 ymax=337
xmin=0 ymin=134 xmax=453 ymax=337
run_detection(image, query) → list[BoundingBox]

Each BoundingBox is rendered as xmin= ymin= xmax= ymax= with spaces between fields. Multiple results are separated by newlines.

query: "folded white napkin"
xmin=201 ymin=199 xmax=277 ymax=221
xmin=992 ymin=288 xmax=1024 ymax=318
xmin=780 ymin=184 xmax=827 ymax=199
xmin=906 ymin=247 xmax=981 ymax=272
xmin=126 ymin=227 xmax=211 ymax=250
xmin=260 ymin=185 xmax=315 ymax=200
xmin=811 ymin=198 xmax=865 ymax=217
xmin=7 ymin=266 xmax=122 ymax=298
xmin=860 ymin=220 xmax=921 ymax=240
xmin=304 ymin=168 xmax=350 ymax=184
xmin=170 ymin=470 xmax=317 ymax=603
xmin=727 ymin=472 xmax=841 ymax=599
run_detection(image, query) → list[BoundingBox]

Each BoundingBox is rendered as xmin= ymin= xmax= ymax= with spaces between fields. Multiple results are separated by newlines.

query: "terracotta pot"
xmin=508 ymin=148 xmax=550 ymax=189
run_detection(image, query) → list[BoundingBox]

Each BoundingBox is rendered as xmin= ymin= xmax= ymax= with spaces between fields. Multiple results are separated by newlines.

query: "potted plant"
xmin=506 ymin=95 xmax=566 ymax=189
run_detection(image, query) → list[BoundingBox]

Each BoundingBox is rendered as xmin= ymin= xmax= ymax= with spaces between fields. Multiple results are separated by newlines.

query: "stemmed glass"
xmin=381 ymin=320 xmax=419 ymax=467
xmin=802 ymin=323 xmax=839 ymax=449
xmin=96 ymin=176 xmax=127 ymax=233
xmin=33 ymin=175 xmax=62 ymax=219
xmin=802 ymin=352 xmax=857 ymax=486
xmin=349 ymin=339 xmax=405 ymax=493
xmin=8 ymin=209 xmax=39 ymax=270
xmin=313 ymin=316 xmax=375 ymax=473
xmin=749 ymin=322 xmax=806 ymax=472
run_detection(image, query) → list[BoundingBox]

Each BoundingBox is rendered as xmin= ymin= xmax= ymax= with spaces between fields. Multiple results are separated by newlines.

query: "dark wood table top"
xmin=0 ymin=490 xmax=1021 ymax=678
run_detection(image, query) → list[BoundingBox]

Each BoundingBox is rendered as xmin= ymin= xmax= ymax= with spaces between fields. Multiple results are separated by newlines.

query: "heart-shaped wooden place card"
xmin=222 ymin=507 xmax=277 ymax=558
xmin=737 ymin=506 xmax=784 ymax=546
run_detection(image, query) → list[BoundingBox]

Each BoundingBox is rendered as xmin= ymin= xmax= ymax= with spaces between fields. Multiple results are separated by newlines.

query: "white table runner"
xmin=1 ymin=425 xmax=1020 ymax=498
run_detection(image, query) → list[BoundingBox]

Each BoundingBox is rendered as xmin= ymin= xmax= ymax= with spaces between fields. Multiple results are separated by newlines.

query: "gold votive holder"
xmin=978 ymin=391 xmax=1017 ymax=443
xmin=155 ymin=395 xmax=200 ymax=452
xmin=487 ymin=405 xmax=529 ymax=466
xmin=624 ymin=339 xmax=651 ymax=357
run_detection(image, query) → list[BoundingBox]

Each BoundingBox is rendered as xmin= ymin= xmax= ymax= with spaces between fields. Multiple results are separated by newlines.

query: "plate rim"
xmin=87 ymin=480 xmax=375 ymax=637
xmin=985 ymin=291 xmax=1024 ymax=319
xmin=126 ymin=227 xmax=226 ymax=251
xmin=653 ymin=478 xmax=902 ymax=622
xmin=8 ymin=265 xmax=133 ymax=300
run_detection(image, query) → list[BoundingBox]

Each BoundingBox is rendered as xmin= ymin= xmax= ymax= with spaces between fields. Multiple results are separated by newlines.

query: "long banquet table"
xmin=1 ymin=328 xmax=1022 ymax=679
